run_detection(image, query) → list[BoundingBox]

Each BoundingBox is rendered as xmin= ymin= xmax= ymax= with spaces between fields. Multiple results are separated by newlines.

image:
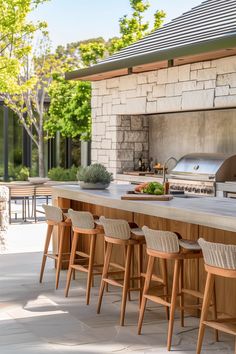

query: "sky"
xmin=30 ymin=0 xmax=203 ymax=50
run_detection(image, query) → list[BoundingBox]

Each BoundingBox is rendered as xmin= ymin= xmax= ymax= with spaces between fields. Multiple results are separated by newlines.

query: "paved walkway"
xmin=0 ymin=222 xmax=234 ymax=353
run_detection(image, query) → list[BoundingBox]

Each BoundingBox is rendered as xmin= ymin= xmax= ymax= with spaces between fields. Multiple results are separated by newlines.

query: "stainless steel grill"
xmin=169 ymin=153 xmax=236 ymax=197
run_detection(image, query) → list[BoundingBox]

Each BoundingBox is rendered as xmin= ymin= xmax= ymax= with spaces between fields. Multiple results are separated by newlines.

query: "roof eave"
xmin=65 ymin=34 xmax=236 ymax=81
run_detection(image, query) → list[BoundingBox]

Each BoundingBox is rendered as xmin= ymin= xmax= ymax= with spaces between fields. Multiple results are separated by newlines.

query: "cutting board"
xmin=123 ymin=171 xmax=155 ymax=176
xmin=121 ymin=194 xmax=173 ymax=201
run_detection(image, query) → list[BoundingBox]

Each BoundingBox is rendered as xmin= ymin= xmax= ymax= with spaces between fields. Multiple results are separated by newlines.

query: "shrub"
xmin=77 ymin=163 xmax=113 ymax=184
xmin=8 ymin=164 xmax=29 ymax=181
xmin=48 ymin=165 xmax=78 ymax=181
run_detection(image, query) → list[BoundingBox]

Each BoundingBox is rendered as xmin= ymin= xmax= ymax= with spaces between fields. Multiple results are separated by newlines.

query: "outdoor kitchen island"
xmin=52 ymin=183 xmax=236 ymax=317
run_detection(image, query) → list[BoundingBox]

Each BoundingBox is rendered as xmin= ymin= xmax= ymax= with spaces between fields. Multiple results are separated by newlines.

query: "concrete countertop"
xmin=52 ymin=183 xmax=236 ymax=233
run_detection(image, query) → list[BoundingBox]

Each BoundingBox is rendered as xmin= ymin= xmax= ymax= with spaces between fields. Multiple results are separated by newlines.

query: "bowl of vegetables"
xmin=134 ymin=182 xmax=164 ymax=195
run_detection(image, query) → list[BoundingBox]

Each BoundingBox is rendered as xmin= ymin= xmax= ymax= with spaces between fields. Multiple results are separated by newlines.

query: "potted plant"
xmin=77 ymin=163 xmax=113 ymax=189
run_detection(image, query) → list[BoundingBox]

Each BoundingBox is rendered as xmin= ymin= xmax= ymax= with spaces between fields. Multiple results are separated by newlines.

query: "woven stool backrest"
xmin=68 ymin=209 xmax=95 ymax=229
xmin=142 ymin=226 xmax=180 ymax=253
xmin=198 ymin=238 xmax=236 ymax=270
xmin=42 ymin=204 xmax=63 ymax=223
xmin=100 ymin=216 xmax=131 ymax=240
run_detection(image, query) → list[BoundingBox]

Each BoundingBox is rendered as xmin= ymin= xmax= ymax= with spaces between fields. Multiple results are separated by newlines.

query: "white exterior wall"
xmin=91 ymin=56 xmax=236 ymax=175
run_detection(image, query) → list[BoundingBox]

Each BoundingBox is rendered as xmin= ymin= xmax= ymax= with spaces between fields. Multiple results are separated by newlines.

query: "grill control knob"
xmin=206 ymin=189 xmax=212 ymax=194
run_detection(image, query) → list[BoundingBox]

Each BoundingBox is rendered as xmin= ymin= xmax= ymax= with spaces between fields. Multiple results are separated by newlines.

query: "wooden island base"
xmin=55 ymin=196 xmax=236 ymax=318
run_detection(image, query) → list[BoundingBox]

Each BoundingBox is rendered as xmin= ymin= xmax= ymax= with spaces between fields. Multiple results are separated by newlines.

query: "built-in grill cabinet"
xmin=169 ymin=153 xmax=236 ymax=197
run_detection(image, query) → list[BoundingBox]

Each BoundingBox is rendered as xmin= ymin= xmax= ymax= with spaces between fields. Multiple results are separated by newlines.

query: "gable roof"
xmin=66 ymin=0 xmax=236 ymax=81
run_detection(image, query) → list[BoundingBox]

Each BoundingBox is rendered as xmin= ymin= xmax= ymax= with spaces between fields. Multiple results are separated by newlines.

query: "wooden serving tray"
xmin=123 ymin=171 xmax=155 ymax=176
xmin=121 ymin=194 xmax=173 ymax=201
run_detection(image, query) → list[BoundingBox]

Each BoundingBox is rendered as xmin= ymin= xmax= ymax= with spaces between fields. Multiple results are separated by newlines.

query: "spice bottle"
xmin=164 ymin=179 xmax=169 ymax=194
xmin=138 ymin=156 xmax=142 ymax=171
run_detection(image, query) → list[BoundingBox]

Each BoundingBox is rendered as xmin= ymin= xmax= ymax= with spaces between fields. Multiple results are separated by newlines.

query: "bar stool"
xmin=138 ymin=226 xmax=205 ymax=351
xmin=65 ymin=209 xmax=103 ymax=305
xmin=97 ymin=216 xmax=148 ymax=326
xmin=39 ymin=204 xmax=71 ymax=289
xmin=197 ymin=238 xmax=236 ymax=354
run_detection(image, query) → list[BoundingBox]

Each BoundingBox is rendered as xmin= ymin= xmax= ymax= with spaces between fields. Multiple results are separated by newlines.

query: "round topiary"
xmin=77 ymin=163 xmax=113 ymax=189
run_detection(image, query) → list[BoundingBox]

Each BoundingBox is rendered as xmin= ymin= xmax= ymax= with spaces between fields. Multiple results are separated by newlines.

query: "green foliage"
xmin=77 ymin=164 xmax=113 ymax=184
xmin=109 ymin=0 xmax=166 ymax=54
xmin=1 ymin=34 xmax=66 ymax=177
xmin=55 ymin=37 xmax=106 ymax=69
xmin=48 ymin=165 xmax=78 ymax=181
xmin=8 ymin=164 xmax=30 ymax=181
xmin=0 ymin=0 xmax=48 ymax=93
xmin=153 ymin=9 xmax=166 ymax=31
xmin=46 ymin=1 xmax=165 ymax=145
xmin=79 ymin=41 xmax=106 ymax=67
xmin=46 ymin=78 xmax=91 ymax=140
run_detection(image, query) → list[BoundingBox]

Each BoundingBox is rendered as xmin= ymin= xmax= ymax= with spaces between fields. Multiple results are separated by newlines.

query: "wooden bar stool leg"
xmin=196 ymin=272 xmax=215 ymax=354
xmin=97 ymin=242 xmax=113 ymax=314
xmin=124 ymin=245 xmax=131 ymax=301
xmin=212 ymin=281 xmax=219 ymax=342
xmin=160 ymin=258 xmax=169 ymax=321
xmin=167 ymin=259 xmax=181 ymax=351
xmin=138 ymin=255 xmax=155 ymax=334
xmin=137 ymin=243 xmax=143 ymax=307
xmin=86 ymin=234 xmax=97 ymax=305
xmin=70 ymin=231 xmax=76 ymax=280
xmin=55 ymin=225 xmax=65 ymax=289
xmin=120 ymin=244 xmax=132 ymax=326
xmin=104 ymin=240 xmax=109 ymax=292
xmin=179 ymin=259 xmax=184 ymax=327
xmin=65 ymin=232 xmax=79 ymax=297
xmin=39 ymin=224 xmax=54 ymax=283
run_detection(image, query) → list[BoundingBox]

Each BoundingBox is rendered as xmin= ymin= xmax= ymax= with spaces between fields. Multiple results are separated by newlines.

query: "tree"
xmin=1 ymin=37 xmax=65 ymax=177
xmin=46 ymin=1 xmax=166 ymax=142
xmin=45 ymin=37 xmax=106 ymax=140
xmin=109 ymin=0 xmax=166 ymax=54
xmin=0 ymin=0 xmax=48 ymax=93
xmin=45 ymin=77 xmax=91 ymax=140
xmin=55 ymin=37 xmax=107 ymax=68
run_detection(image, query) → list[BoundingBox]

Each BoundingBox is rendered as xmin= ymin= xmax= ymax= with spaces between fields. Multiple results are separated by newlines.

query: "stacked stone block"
xmin=116 ymin=115 xmax=149 ymax=172
xmin=91 ymin=55 xmax=236 ymax=175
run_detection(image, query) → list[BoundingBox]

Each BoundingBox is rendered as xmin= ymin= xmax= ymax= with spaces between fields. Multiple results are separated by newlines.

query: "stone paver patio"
xmin=0 ymin=221 xmax=234 ymax=353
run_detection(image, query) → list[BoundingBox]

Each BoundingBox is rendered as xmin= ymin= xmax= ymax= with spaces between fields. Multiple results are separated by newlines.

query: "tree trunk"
xmin=38 ymin=135 xmax=45 ymax=177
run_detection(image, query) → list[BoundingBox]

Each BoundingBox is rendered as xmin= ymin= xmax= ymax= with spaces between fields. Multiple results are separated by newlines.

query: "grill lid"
xmin=170 ymin=153 xmax=236 ymax=181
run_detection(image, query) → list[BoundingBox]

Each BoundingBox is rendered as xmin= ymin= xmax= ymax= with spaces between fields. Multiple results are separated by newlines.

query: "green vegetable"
xmin=142 ymin=182 xmax=164 ymax=195
xmin=154 ymin=188 xmax=163 ymax=195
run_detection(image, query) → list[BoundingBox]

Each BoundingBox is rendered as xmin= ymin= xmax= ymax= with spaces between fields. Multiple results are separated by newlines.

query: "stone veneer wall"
xmin=91 ymin=55 xmax=236 ymax=175
xmin=116 ymin=115 xmax=149 ymax=171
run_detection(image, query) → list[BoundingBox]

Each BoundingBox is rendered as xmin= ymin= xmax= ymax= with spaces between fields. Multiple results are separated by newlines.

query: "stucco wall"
xmin=91 ymin=55 xmax=236 ymax=174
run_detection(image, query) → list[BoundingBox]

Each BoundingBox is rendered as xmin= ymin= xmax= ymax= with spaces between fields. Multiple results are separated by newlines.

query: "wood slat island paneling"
xmin=52 ymin=184 xmax=236 ymax=316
